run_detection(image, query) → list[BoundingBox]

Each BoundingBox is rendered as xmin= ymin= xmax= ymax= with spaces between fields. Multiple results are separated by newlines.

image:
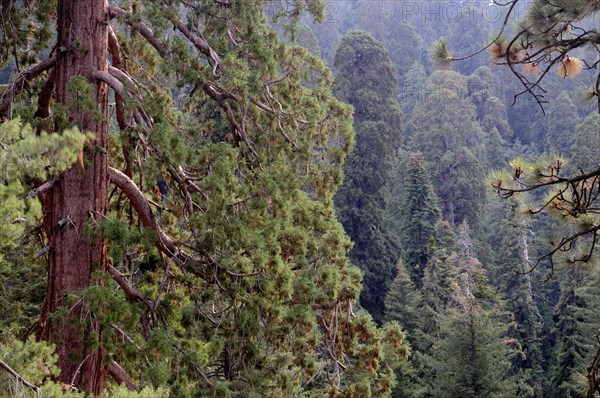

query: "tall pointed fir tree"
xmin=384 ymin=260 xmax=418 ymax=398
xmin=397 ymin=151 xmax=441 ymax=286
xmin=431 ymin=222 xmax=516 ymax=398
xmin=384 ymin=259 xmax=418 ymax=335
xmin=409 ymin=220 xmax=458 ymax=398
xmin=0 ymin=2 xmax=409 ymax=396
xmin=485 ymin=197 xmax=546 ymax=397
xmin=571 ymin=112 xmax=600 ymax=173
xmin=544 ymin=91 xmax=579 ymax=158
xmin=332 ymin=30 xmax=403 ymax=323
xmin=548 ymin=262 xmax=600 ymax=398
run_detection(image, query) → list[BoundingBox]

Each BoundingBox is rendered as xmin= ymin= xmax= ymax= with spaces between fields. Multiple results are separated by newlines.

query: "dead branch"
xmin=27 ymin=177 xmax=58 ymax=199
xmin=0 ymin=358 xmax=41 ymax=394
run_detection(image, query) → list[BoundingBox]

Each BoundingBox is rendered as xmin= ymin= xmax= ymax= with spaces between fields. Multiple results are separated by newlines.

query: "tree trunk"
xmin=37 ymin=0 xmax=109 ymax=394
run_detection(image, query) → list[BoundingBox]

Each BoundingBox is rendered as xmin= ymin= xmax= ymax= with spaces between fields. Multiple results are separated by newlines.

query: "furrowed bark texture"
xmin=37 ymin=0 xmax=109 ymax=394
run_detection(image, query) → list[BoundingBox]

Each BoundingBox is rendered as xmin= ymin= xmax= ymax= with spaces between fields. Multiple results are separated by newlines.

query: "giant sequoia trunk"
xmin=37 ymin=0 xmax=109 ymax=394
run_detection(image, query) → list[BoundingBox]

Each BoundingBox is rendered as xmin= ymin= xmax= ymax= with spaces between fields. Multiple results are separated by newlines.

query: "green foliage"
xmin=0 ymin=335 xmax=60 ymax=397
xmin=428 ymin=222 xmax=516 ymax=398
xmin=547 ymin=263 xmax=600 ymax=398
xmin=408 ymin=71 xmax=486 ymax=226
xmin=397 ymin=151 xmax=441 ymax=285
xmin=0 ymin=119 xmax=86 ymax=331
xmin=571 ymin=112 xmax=600 ymax=172
xmin=5 ymin=0 xmax=599 ymax=396
xmin=479 ymin=196 xmax=546 ymax=397
xmin=384 ymin=260 xmax=417 ymax=331
xmin=544 ymin=91 xmax=579 ymax=158
xmin=0 ymin=118 xmax=88 ymax=181
xmin=333 ymin=30 xmax=398 ymax=102
xmin=0 ymin=332 xmax=168 ymax=398
xmin=0 ymin=2 xmax=414 ymax=396
xmin=430 ymin=305 xmax=515 ymax=398
xmin=467 ymin=67 xmax=513 ymax=142
xmin=431 ymin=38 xmax=452 ymax=70
xmin=333 ymin=30 xmax=403 ymax=323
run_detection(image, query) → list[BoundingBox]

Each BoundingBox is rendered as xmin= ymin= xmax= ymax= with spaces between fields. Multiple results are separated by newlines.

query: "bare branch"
xmin=0 ymin=56 xmax=57 ymax=120
xmin=108 ymin=6 xmax=168 ymax=57
xmin=107 ymin=265 xmax=154 ymax=311
xmin=108 ymin=361 xmax=137 ymax=391
xmin=27 ymin=177 xmax=58 ymax=199
xmin=0 ymin=358 xmax=41 ymax=394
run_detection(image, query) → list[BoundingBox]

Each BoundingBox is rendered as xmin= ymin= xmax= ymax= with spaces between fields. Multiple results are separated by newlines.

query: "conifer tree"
xmin=409 ymin=221 xmax=458 ymax=398
xmin=545 ymin=91 xmax=579 ymax=158
xmin=333 ymin=30 xmax=403 ymax=323
xmin=488 ymin=198 xmax=546 ymax=397
xmin=467 ymin=66 xmax=513 ymax=142
xmin=398 ymin=151 xmax=442 ymax=285
xmin=571 ymin=112 xmax=600 ymax=172
xmin=384 ymin=259 xmax=418 ymax=334
xmin=399 ymin=61 xmax=427 ymax=118
xmin=431 ymin=222 xmax=516 ymax=398
xmin=383 ymin=260 xmax=418 ymax=398
xmin=548 ymin=264 xmax=600 ymax=398
xmin=484 ymin=127 xmax=507 ymax=171
xmin=408 ymin=71 xmax=486 ymax=226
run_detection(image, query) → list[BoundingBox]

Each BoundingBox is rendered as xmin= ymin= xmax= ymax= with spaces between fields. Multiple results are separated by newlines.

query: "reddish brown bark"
xmin=37 ymin=0 xmax=109 ymax=395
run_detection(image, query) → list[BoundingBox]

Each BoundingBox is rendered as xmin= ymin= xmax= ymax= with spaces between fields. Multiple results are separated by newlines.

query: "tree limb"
xmin=169 ymin=14 xmax=221 ymax=76
xmin=0 ymin=56 xmax=57 ymax=120
xmin=108 ymin=360 xmax=137 ymax=391
xmin=34 ymin=68 xmax=56 ymax=121
xmin=108 ymin=167 xmax=205 ymax=272
xmin=493 ymin=168 xmax=600 ymax=194
xmin=107 ymin=265 xmax=154 ymax=311
xmin=92 ymin=70 xmax=124 ymax=96
xmin=27 ymin=177 xmax=58 ymax=199
xmin=0 ymin=357 xmax=41 ymax=394
xmin=108 ymin=6 xmax=168 ymax=57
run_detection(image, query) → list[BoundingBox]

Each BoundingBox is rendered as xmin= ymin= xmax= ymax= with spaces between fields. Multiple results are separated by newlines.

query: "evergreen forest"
xmin=0 ymin=0 xmax=599 ymax=397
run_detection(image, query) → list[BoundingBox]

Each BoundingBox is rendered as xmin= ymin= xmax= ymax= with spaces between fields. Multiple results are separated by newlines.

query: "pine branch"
xmin=107 ymin=27 xmax=133 ymax=178
xmin=493 ymin=168 xmax=600 ymax=194
xmin=168 ymin=12 xmax=222 ymax=76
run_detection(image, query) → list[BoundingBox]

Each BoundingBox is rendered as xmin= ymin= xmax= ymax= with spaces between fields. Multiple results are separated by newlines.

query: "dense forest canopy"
xmin=0 ymin=0 xmax=598 ymax=397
